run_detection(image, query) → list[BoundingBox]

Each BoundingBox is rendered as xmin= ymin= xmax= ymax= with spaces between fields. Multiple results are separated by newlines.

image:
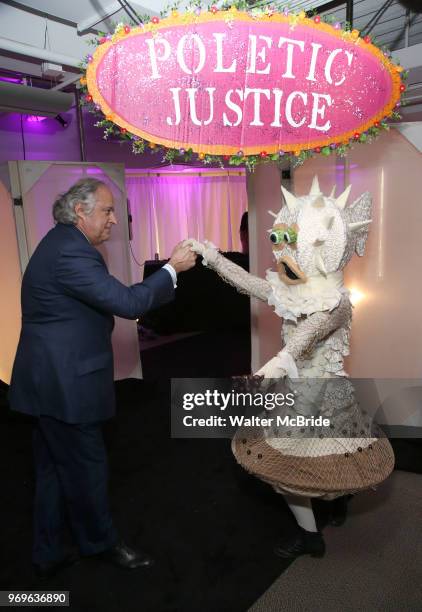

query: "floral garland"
xmin=79 ymin=1 xmax=407 ymax=171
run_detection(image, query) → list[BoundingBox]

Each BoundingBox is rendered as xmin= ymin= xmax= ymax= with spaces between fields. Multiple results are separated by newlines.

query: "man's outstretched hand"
xmin=168 ymin=241 xmax=197 ymax=273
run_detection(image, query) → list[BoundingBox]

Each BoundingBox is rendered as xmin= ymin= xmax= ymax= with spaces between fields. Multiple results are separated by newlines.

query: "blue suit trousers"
xmin=32 ymin=416 xmax=118 ymax=565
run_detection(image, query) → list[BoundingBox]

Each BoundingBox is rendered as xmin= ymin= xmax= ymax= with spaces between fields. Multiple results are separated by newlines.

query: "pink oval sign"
xmin=86 ymin=11 xmax=403 ymax=155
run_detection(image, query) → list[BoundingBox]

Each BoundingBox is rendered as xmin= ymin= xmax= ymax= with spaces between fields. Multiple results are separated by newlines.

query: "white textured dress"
xmin=190 ymin=181 xmax=394 ymax=499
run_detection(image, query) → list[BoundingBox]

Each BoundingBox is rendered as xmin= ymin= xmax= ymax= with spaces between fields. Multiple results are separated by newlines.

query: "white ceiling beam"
xmin=0 ymin=36 xmax=81 ymax=68
xmin=393 ymin=42 xmax=422 ymax=70
xmin=394 ymin=122 xmax=422 ymax=152
xmin=51 ymin=73 xmax=83 ymax=90
xmin=76 ymin=1 xmax=159 ymax=33
xmin=77 ymin=1 xmax=123 ymax=34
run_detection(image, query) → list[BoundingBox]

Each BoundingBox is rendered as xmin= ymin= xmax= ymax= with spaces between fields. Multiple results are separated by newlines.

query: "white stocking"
xmin=284 ymin=494 xmax=317 ymax=532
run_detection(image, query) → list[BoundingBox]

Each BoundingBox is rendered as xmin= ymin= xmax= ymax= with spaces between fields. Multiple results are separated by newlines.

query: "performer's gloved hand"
xmin=255 ymin=350 xmax=298 ymax=379
xmin=184 ymin=239 xmax=219 ymax=266
xmin=184 ymin=238 xmax=204 ymax=255
xmin=255 ymin=356 xmax=287 ymax=379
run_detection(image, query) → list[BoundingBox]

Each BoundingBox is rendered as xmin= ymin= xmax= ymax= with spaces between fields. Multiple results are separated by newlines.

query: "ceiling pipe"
xmin=0 ymin=80 xmax=74 ymax=115
xmin=51 ymin=74 xmax=83 ymax=91
xmin=0 ymin=37 xmax=81 ymax=69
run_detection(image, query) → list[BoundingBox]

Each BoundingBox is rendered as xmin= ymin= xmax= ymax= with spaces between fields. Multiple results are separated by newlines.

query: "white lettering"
xmin=244 ymin=88 xmax=271 ymax=126
xmin=285 ymin=91 xmax=307 ymax=128
xmin=213 ymin=33 xmax=237 ymax=72
xmin=247 ymin=35 xmax=272 ymax=74
xmin=166 ymin=87 xmax=181 ymax=126
xmin=309 ymin=93 xmax=332 ymax=131
xmin=220 ymin=393 xmax=231 ymax=411
xmin=177 ymin=34 xmax=206 ymax=75
xmin=306 ymin=42 xmax=322 ymax=82
xmin=270 ymin=88 xmax=284 ymax=127
xmin=325 ymin=48 xmax=353 ymax=86
xmin=223 ymin=89 xmax=243 ymax=126
xmin=276 ymin=416 xmax=289 ymax=426
xmin=186 ymin=87 xmax=215 ymax=126
xmin=277 ymin=37 xmax=305 ymax=78
xmin=145 ymin=37 xmax=171 ymax=79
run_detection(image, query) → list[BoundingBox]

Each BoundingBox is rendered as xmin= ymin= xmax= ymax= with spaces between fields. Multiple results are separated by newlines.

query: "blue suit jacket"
xmin=9 ymin=223 xmax=175 ymax=423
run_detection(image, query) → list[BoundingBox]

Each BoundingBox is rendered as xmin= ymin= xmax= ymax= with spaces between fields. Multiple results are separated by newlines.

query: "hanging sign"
xmin=83 ymin=6 xmax=406 ymax=167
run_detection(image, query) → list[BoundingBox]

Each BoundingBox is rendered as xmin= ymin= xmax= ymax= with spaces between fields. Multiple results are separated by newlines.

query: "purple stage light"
xmin=26 ymin=115 xmax=47 ymax=122
xmin=0 ymin=75 xmax=22 ymax=84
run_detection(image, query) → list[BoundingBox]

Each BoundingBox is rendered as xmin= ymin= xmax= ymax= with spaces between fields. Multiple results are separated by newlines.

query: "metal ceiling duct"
xmin=0 ymin=36 xmax=81 ymax=69
xmin=0 ymin=81 xmax=74 ymax=116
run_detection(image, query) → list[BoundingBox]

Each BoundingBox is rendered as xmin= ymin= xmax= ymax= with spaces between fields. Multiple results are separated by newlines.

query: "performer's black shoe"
xmin=33 ymin=552 xmax=79 ymax=580
xmin=328 ymin=495 xmax=352 ymax=527
xmin=274 ymin=527 xmax=325 ymax=559
xmin=92 ymin=541 xmax=154 ymax=569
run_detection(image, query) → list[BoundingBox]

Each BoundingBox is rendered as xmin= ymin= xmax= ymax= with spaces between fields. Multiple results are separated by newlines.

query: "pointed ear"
xmin=309 ymin=175 xmax=321 ymax=196
xmin=280 ymin=185 xmax=298 ymax=214
xmin=344 ymin=191 xmax=373 ymax=256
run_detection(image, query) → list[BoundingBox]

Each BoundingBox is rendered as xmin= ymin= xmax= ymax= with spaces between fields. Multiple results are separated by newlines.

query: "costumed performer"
xmin=187 ymin=176 xmax=394 ymax=559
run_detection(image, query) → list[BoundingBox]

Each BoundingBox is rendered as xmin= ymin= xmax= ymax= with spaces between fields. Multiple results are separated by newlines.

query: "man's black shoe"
xmin=92 ymin=541 xmax=153 ymax=569
xmin=274 ymin=527 xmax=325 ymax=559
xmin=33 ymin=553 xmax=79 ymax=579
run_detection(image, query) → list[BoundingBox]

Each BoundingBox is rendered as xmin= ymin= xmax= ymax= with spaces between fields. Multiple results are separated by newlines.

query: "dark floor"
xmin=1 ymin=330 xmax=421 ymax=612
xmin=0 ymin=377 xmax=303 ymax=612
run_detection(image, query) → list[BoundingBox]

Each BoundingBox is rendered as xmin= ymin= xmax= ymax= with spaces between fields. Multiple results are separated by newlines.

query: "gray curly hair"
xmin=53 ymin=178 xmax=107 ymax=224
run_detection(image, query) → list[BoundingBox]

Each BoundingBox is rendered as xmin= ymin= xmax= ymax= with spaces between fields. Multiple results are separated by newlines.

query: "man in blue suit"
xmin=9 ymin=177 xmax=196 ymax=577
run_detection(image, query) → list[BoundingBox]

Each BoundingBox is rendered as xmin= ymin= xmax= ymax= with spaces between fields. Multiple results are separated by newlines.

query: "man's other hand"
xmin=168 ymin=242 xmax=197 ymax=273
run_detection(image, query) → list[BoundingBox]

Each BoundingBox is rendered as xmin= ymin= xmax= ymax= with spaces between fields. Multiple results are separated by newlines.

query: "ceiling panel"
xmin=7 ymin=0 xmax=160 ymax=24
xmin=319 ymin=0 xmax=422 ymax=51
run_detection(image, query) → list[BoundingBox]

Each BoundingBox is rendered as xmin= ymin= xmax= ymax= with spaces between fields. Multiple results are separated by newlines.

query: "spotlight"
xmin=349 ymin=288 xmax=365 ymax=306
xmin=55 ymin=114 xmax=68 ymax=128
xmin=27 ymin=115 xmax=47 ymax=122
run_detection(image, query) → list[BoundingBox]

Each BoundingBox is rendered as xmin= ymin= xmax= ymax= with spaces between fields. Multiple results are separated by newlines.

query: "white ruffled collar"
xmin=266 ymin=270 xmax=347 ymax=322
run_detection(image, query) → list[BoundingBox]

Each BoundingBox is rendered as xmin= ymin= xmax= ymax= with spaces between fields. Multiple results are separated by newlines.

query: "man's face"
xmin=75 ymin=185 xmax=117 ymax=245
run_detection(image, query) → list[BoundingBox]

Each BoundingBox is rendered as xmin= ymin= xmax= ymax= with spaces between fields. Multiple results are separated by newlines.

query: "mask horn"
xmin=281 ymin=185 xmax=298 ymax=214
xmin=314 ymin=252 xmax=328 ymax=277
xmin=325 ymin=214 xmax=335 ymax=230
xmin=309 ymin=175 xmax=321 ymax=196
xmin=335 ymin=185 xmax=352 ymax=210
xmin=348 ymin=220 xmax=372 ymax=232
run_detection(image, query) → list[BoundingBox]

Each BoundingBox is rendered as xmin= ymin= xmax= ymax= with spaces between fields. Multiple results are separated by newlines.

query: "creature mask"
xmin=268 ymin=176 xmax=372 ymax=285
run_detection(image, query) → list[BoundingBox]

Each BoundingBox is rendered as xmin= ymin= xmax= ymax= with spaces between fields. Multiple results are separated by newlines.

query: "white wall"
xmin=0 ymin=177 xmax=22 ymax=384
xmin=294 ymin=128 xmax=422 ymax=378
xmin=247 ymin=163 xmax=284 ymax=372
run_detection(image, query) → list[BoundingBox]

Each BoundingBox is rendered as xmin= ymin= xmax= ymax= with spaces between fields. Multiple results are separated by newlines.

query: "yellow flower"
xmin=351 ymin=29 xmax=360 ymax=38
